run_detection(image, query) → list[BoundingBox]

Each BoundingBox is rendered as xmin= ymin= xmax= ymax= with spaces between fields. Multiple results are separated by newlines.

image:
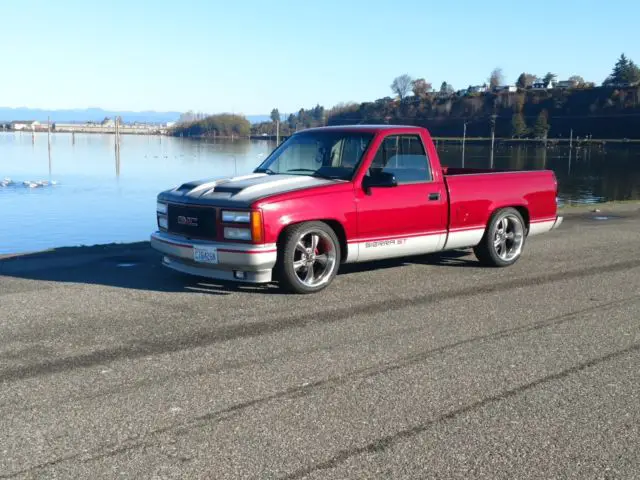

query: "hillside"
xmin=325 ymin=85 xmax=640 ymax=140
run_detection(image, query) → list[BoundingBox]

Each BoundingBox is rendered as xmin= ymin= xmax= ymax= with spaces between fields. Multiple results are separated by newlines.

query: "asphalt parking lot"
xmin=1 ymin=206 xmax=639 ymax=479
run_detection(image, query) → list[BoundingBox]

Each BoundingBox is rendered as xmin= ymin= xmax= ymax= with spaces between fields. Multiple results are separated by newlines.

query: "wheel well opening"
xmin=322 ymin=220 xmax=348 ymax=263
xmin=277 ymin=220 xmax=348 ymax=263
xmin=513 ymin=206 xmax=530 ymax=230
xmin=486 ymin=206 xmax=530 ymax=233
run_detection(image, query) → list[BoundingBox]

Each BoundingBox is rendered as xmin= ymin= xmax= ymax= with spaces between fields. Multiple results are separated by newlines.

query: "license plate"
xmin=193 ymin=246 xmax=218 ymax=264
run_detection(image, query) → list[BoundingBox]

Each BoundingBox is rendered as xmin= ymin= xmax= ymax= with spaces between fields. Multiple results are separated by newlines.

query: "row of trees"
xmin=251 ymin=104 xmax=327 ymax=137
xmin=514 ymin=55 xmax=640 ymax=90
xmin=390 ymin=54 xmax=639 ymax=100
xmin=390 ymin=75 xmax=454 ymax=100
xmin=515 ymin=73 xmax=591 ymax=89
xmin=169 ymin=113 xmax=250 ymax=137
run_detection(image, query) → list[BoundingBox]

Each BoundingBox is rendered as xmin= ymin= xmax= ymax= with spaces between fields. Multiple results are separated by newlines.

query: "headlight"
xmin=224 ymin=227 xmax=252 ymax=241
xmin=157 ymin=201 xmax=167 ymax=214
xmin=158 ymin=216 xmax=168 ymax=229
xmin=222 ymin=210 xmax=250 ymax=223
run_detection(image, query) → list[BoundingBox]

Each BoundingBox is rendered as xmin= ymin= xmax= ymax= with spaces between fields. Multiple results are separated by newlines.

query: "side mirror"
xmin=362 ymin=171 xmax=398 ymax=191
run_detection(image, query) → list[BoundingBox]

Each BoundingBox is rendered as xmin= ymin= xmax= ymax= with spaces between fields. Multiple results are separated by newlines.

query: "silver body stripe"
xmin=345 ymin=229 xmax=485 ymax=263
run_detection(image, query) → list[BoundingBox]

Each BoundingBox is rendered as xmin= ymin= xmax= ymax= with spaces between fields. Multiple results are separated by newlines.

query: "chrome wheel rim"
xmin=292 ymin=230 xmax=337 ymax=287
xmin=492 ymin=214 xmax=524 ymax=261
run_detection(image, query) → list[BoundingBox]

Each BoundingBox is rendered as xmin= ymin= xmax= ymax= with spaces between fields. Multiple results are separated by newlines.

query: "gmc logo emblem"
xmin=177 ymin=216 xmax=199 ymax=227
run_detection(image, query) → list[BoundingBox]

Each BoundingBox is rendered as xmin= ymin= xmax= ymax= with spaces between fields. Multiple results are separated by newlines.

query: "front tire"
xmin=275 ymin=221 xmax=341 ymax=294
xmin=473 ymin=207 xmax=526 ymax=267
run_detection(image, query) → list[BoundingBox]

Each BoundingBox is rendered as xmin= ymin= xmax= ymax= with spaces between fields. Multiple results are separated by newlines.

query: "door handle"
xmin=428 ymin=192 xmax=440 ymax=201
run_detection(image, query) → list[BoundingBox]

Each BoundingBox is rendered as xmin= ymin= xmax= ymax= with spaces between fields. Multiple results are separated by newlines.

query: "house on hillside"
xmin=10 ymin=120 xmax=40 ymax=131
xmin=494 ymin=85 xmax=517 ymax=93
xmin=531 ymin=81 xmax=549 ymax=90
xmin=467 ymin=84 xmax=489 ymax=94
xmin=555 ymin=79 xmax=578 ymax=89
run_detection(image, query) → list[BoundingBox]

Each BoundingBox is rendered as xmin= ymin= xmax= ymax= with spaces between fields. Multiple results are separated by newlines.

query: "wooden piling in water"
xmin=47 ymin=116 xmax=52 ymax=175
xmin=114 ymin=116 xmax=121 ymax=177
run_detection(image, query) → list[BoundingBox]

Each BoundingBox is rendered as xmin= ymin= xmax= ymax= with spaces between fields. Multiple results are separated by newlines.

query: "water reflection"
xmin=437 ymin=142 xmax=640 ymax=205
xmin=1 ymin=132 xmax=639 ymax=254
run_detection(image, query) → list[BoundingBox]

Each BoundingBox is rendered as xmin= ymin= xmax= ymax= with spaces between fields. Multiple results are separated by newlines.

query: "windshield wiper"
xmin=286 ymin=168 xmax=336 ymax=180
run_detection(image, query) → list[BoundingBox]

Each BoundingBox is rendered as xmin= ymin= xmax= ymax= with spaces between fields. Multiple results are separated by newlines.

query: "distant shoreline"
xmin=2 ymin=201 xmax=638 ymax=260
xmin=2 ymin=129 xmax=640 ymax=145
xmin=0 ymin=127 xmax=164 ymax=136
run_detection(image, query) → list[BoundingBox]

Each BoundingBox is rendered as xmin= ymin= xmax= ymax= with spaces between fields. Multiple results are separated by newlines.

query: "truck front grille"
xmin=167 ymin=204 xmax=217 ymax=240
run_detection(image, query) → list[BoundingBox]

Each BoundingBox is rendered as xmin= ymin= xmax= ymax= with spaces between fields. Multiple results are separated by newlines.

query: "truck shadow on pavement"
xmin=0 ymin=243 xmax=481 ymax=296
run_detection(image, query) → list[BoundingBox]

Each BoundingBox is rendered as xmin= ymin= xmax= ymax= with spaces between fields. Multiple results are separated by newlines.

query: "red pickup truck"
xmin=151 ymin=125 xmax=562 ymax=293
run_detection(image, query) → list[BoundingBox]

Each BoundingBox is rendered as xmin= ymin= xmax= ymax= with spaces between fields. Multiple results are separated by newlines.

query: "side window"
xmin=369 ymin=134 xmax=432 ymax=183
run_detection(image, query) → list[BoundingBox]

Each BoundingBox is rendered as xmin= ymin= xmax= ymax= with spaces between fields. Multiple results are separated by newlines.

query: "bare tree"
xmin=489 ymin=67 xmax=504 ymax=89
xmin=391 ymin=74 xmax=413 ymax=100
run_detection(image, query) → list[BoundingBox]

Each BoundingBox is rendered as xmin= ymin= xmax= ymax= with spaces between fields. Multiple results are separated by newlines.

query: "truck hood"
xmin=157 ymin=173 xmax=340 ymax=207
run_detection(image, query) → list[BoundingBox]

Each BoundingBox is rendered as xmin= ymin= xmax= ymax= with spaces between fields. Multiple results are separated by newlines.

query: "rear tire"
xmin=473 ymin=207 xmax=526 ymax=267
xmin=275 ymin=221 xmax=341 ymax=294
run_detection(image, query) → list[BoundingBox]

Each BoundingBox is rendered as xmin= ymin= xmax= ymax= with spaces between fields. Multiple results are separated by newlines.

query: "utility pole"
xmin=569 ymin=128 xmax=573 ymax=149
xmin=276 ymin=119 xmax=280 ymax=145
xmin=462 ymin=121 xmax=467 ymax=168
xmin=489 ymin=114 xmax=496 ymax=169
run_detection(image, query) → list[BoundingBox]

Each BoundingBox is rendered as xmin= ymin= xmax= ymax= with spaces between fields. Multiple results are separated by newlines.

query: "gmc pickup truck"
xmin=151 ymin=125 xmax=562 ymax=293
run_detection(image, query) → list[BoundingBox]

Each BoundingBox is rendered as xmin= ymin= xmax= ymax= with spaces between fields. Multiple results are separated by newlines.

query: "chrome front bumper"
xmin=150 ymin=231 xmax=278 ymax=283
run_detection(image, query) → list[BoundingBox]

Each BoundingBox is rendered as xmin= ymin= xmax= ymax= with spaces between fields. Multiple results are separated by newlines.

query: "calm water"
xmin=1 ymin=132 xmax=639 ymax=254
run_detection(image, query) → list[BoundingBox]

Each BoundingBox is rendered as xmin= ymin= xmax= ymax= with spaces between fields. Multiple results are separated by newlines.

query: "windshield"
xmin=254 ymin=130 xmax=374 ymax=180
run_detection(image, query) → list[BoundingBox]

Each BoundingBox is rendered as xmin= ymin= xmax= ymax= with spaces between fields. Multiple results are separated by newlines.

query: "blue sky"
xmin=2 ymin=0 xmax=638 ymax=115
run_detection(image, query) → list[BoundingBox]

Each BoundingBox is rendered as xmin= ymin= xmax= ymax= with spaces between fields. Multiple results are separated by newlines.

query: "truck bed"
xmin=441 ymin=166 xmax=559 ymax=233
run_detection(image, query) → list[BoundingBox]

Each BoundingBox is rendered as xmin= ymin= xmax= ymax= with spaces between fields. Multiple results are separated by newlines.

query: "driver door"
xmin=353 ymin=133 xmax=447 ymax=262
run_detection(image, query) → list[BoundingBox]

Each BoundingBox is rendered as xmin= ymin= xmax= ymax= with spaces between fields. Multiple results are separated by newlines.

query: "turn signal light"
xmin=251 ymin=210 xmax=264 ymax=243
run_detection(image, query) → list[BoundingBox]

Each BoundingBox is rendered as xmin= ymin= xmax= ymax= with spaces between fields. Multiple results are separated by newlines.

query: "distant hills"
xmin=0 ymin=107 xmax=273 ymax=125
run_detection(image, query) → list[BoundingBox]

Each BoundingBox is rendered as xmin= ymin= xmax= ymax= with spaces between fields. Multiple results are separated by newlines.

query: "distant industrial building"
xmin=9 ymin=120 xmax=40 ymax=130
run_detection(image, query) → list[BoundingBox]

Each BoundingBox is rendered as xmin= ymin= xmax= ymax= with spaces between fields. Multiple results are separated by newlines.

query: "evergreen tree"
xmin=311 ymin=104 xmax=325 ymax=123
xmin=543 ymin=72 xmax=557 ymax=87
xmin=516 ymin=73 xmax=536 ymax=89
xmin=534 ymin=110 xmax=550 ymax=138
xmin=612 ymin=54 xmax=630 ymax=81
xmin=511 ymin=113 xmax=528 ymax=138
xmin=605 ymin=54 xmax=640 ymax=85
